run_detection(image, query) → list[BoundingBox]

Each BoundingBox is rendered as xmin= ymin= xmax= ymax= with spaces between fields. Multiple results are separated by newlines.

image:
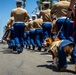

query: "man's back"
xmin=38 ymin=9 xmax=52 ymax=22
xmin=33 ymin=18 xmax=43 ymax=28
xmin=11 ymin=8 xmax=29 ymax=22
xmin=51 ymin=1 xmax=70 ymax=18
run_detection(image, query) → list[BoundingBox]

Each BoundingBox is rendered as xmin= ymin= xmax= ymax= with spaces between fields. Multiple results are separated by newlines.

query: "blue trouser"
xmin=58 ymin=40 xmax=75 ymax=69
xmin=9 ymin=27 xmax=15 ymax=47
xmin=35 ymin=28 xmax=43 ymax=47
xmin=13 ymin=22 xmax=25 ymax=52
xmin=42 ymin=22 xmax=52 ymax=40
xmin=29 ymin=29 xmax=35 ymax=46
xmin=26 ymin=31 xmax=31 ymax=46
xmin=68 ymin=21 xmax=74 ymax=42
xmin=24 ymin=33 xmax=27 ymax=45
xmin=56 ymin=17 xmax=70 ymax=40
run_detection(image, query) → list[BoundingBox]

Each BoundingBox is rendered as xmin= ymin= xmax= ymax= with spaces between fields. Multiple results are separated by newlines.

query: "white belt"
xmin=43 ymin=22 xmax=52 ymax=24
xmin=30 ymin=29 xmax=36 ymax=30
xmin=70 ymin=21 xmax=74 ymax=23
xmin=36 ymin=28 xmax=42 ymax=29
xmin=26 ymin=31 xmax=29 ymax=32
xmin=13 ymin=21 xmax=24 ymax=24
xmin=57 ymin=17 xmax=69 ymax=20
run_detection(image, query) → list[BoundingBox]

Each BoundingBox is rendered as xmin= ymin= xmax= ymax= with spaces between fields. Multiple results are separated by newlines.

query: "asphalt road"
xmin=0 ymin=44 xmax=76 ymax=75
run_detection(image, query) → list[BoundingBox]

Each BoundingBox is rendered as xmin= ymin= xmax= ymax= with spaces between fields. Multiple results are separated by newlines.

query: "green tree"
xmin=22 ymin=0 xmax=26 ymax=9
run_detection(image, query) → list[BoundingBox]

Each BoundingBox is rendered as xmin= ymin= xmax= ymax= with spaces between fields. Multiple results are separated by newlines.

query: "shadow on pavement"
xmin=46 ymin=60 xmax=53 ymax=63
xmin=0 ymin=47 xmax=17 ymax=54
xmin=37 ymin=64 xmax=59 ymax=72
xmin=40 ymin=52 xmax=51 ymax=55
xmin=37 ymin=64 xmax=76 ymax=74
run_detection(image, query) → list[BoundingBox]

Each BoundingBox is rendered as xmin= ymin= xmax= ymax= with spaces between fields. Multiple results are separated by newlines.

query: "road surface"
xmin=0 ymin=44 xmax=76 ymax=75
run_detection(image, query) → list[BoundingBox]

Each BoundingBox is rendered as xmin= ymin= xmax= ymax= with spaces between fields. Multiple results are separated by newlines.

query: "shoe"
xmin=38 ymin=47 xmax=41 ymax=51
xmin=17 ymin=50 xmax=21 ymax=54
xmin=70 ymin=58 xmax=75 ymax=64
xmin=13 ymin=46 xmax=16 ymax=51
xmin=44 ymin=49 xmax=47 ymax=52
xmin=29 ymin=46 xmax=31 ymax=49
xmin=48 ymin=50 xmax=51 ymax=53
xmin=32 ymin=45 xmax=35 ymax=50
xmin=8 ymin=46 xmax=12 ymax=49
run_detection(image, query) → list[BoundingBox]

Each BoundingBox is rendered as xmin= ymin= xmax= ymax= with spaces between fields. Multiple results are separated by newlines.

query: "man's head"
xmin=36 ymin=13 xmax=39 ymax=18
xmin=16 ymin=0 xmax=22 ymax=7
xmin=42 ymin=1 xmax=50 ymax=9
xmin=31 ymin=15 xmax=36 ymax=20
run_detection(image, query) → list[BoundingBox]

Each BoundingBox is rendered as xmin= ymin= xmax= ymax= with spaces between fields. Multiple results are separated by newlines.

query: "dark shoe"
xmin=70 ymin=58 xmax=75 ymax=64
xmin=38 ymin=47 xmax=41 ymax=51
xmin=29 ymin=46 xmax=31 ymax=49
xmin=32 ymin=45 xmax=35 ymax=50
xmin=17 ymin=50 xmax=21 ymax=54
xmin=13 ymin=46 xmax=16 ymax=51
xmin=8 ymin=46 xmax=12 ymax=49
xmin=48 ymin=50 xmax=51 ymax=53
xmin=44 ymin=49 xmax=47 ymax=52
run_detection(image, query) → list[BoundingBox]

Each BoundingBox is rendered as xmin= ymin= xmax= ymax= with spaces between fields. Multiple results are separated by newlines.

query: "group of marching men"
xmin=2 ymin=0 xmax=76 ymax=72
xmin=2 ymin=0 xmax=76 ymax=54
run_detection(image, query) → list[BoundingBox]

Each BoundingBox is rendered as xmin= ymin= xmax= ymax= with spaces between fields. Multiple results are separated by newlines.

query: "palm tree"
xmin=22 ymin=0 xmax=26 ymax=9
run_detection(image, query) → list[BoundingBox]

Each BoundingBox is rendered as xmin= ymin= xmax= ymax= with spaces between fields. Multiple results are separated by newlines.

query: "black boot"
xmin=17 ymin=50 xmax=21 ymax=54
xmin=44 ymin=49 xmax=47 ymax=52
xmin=32 ymin=45 xmax=35 ymax=50
xmin=38 ymin=46 xmax=41 ymax=51
xmin=13 ymin=46 xmax=16 ymax=51
xmin=29 ymin=46 xmax=31 ymax=49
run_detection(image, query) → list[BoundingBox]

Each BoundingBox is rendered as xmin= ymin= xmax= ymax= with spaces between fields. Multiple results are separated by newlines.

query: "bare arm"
xmin=51 ymin=4 xmax=57 ymax=14
xmin=25 ymin=12 xmax=30 ymax=21
xmin=7 ymin=17 xmax=14 ymax=28
xmin=69 ymin=0 xmax=76 ymax=9
xmin=38 ymin=11 xmax=42 ymax=18
xmin=10 ymin=10 xmax=14 ymax=17
xmin=7 ymin=19 xmax=13 ymax=26
xmin=67 ymin=0 xmax=76 ymax=18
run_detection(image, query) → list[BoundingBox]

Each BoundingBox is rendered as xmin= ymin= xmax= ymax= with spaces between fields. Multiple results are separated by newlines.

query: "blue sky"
xmin=0 ymin=0 xmax=58 ymax=39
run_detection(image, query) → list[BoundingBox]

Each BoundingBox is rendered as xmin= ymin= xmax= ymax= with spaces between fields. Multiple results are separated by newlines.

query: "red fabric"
xmin=73 ymin=10 xmax=76 ymax=28
xmin=72 ymin=9 xmax=76 ymax=38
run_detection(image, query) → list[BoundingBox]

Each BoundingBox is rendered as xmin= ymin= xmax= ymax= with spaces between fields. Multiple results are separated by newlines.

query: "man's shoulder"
xmin=11 ymin=8 xmax=16 ymax=12
xmin=40 ymin=10 xmax=44 ymax=13
xmin=10 ymin=17 xmax=14 ymax=20
xmin=12 ymin=8 xmax=27 ymax=12
xmin=47 ymin=9 xmax=51 ymax=12
xmin=33 ymin=18 xmax=43 ymax=22
xmin=20 ymin=8 xmax=27 ymax=11
xmin=59 ymin=1 xmax=70 ymax=4
xmin=28 ymin=21 xmax=33 ymax=24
